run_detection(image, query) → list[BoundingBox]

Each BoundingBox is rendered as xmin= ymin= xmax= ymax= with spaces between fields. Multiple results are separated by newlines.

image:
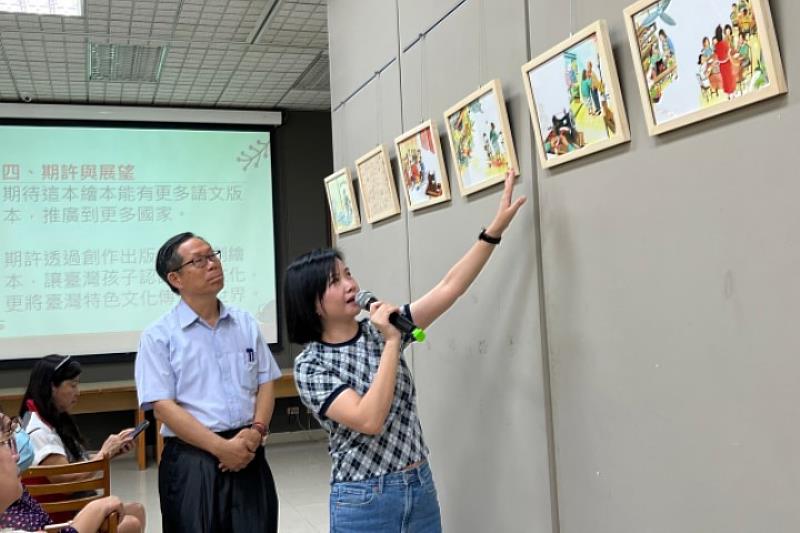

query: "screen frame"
xmin=0 ymin=117 xmax=283 ymax=366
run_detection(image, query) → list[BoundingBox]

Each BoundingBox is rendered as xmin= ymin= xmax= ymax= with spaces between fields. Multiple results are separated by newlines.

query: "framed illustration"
xmin=394 ymin=120 xmax=451 ymax=211
xmin=324 ymin=168 xmax=361 ymax=235
xmin=522 ymin=20 xmax=630 ymax=169
xmin=443 ymin=79 xmax=519 ymax=196
xmin=623 ymin=0 xmax=787 ymax=136
xmin=354 ymin=145 xmax=401 ymax=223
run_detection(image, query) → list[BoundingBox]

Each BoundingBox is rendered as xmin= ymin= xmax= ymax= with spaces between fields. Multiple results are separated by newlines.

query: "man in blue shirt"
xmin=135 ymin=232 xmax=281 ymax=533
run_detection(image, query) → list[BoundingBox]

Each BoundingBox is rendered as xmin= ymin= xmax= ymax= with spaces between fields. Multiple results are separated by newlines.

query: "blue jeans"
xmin=329 ymin=461 xmax=442 ymax=533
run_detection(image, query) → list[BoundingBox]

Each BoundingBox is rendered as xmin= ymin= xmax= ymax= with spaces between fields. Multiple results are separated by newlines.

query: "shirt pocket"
xmin=226 ymin=350 xmax=258 ymax=393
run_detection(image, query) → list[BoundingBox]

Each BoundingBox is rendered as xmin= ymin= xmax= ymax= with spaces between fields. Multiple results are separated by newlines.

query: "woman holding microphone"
xmin=284 ymin=172 xmax=525 ymax=532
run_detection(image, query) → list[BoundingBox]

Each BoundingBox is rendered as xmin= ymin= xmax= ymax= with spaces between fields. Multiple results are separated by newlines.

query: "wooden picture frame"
xmin=324 ymin=168 xmax=361 ymax=235
xmin=443 ymin=79 xmax=519 ymax=196
xmin=623 ymin=0 xmax=787 ymax=136
xmin=354 ymin=145 xmax=401 ymax=223
xmin=394 ymin=120 xmax=451 ymax=211
xmin=522 ymin=20 xmax=631 ymax=168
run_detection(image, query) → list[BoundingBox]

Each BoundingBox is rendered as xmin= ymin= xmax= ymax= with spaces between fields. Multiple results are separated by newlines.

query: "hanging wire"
xmin=375 ymin=70 xmax=382 ymax=144
xmin=340 ymin=104 xmax=348 ymax=174
xmin=334 ymin=0 xmax=473 ymax=113
xmin=570 ymin=0 xmax=575 ymax=36
xmin=420 ymin=33 xmax=426 ymax=122
xmin=477 ymin=0 xmax=484 ymax=85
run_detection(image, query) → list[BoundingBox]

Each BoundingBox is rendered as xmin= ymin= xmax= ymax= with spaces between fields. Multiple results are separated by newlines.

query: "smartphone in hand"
xmin=128 ymin=420 xmax=150 ymax=440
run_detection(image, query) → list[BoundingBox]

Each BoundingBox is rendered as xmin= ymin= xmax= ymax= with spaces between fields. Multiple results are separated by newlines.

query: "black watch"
xmin=478 ymin=228 xmax=501 ymax=245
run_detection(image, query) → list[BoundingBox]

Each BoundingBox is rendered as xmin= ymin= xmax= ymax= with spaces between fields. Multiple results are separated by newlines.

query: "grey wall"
xmin=533 ymin=1 xmax=800 ymax=532
xmin=329 ymin=0 xmax=799 ymax=532
xmin=328 ymin=1 xmax=554 ymax=532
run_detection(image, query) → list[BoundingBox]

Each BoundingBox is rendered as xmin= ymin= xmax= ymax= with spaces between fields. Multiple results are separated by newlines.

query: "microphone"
xmin=355 ymin=290 xmax=426 ymax=342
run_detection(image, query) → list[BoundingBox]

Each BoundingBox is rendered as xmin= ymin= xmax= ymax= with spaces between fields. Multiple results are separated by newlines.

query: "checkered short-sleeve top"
xmin=294 ymin=306 xmax=429 ymax=483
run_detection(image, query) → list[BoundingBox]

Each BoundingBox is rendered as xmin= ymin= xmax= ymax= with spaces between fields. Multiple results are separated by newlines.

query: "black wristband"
xmin=478 ymin=228 xmax=501 ymax=245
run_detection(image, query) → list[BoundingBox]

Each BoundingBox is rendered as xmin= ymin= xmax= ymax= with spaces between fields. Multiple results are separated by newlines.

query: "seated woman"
xmin=18 ymin=355 xmax=145 ymax=528
xmin=1 ymin=413 xmax=23 ymax=515
xmin=1 ymin=409 xmax=142 ymax=533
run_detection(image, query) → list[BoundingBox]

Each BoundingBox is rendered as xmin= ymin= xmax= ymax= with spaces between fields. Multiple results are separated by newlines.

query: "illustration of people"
xmin=601 ymin=99 xmax=616 ymax=135
xmin=724 ymin=24 xmax=735 ymax=49
xmin=401 ymin=152 xmax=412 ymax=188
xmin=548 ymin=109 xmax=582 ymax=154
xmin=336 ymin=183 xmax=353 ymax=225
xmin=401 ymin=153 xmax=411 ymax=186
xmin=658 ymin=29 xmax=675 ymax=60
xmin=647 ymin=41 xmax=658 ymax=82
xmin=489 ymin=122 xmax=502 ymax=157
xmin=738 ymin=7 xmax=753 ymax=38
xmin=414 ymin=152 xmax=424 ymax=187
xmin=661 ymin=30 xmax=677 ymax=79
xmin=701 ymin=36 xmax=714 ymax=61
xmin=732 ymin=31 xmax=751 ymax=82
xmin=452 ymin=109 xmax=473 ymax=169
xmin=714 ymin=25 xmax=737 ymax=99
xmin=702 ymin=36 xmax=721 ymax=89
xmin=580 ymin=69 xmax=594 ymax=115
xmin=586 ymin=61 xmax=603 ymax=116
xmin=696 ymin=54 xmax=714 ymax=100
xmin=566 ymin=60 xmax=579 ymax=101
xmin=569 ymin=59 xmax=578 ymax=85
xmin=483 ymin=132 xmax=493 ymax=165
xmin=547 ymin=131 xmax=573 ymax=156
xmin=697 ymin=54 xmax=710 ymax=87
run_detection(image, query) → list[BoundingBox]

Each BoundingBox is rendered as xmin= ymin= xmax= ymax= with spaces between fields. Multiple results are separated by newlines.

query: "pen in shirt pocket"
xmin=246 ymin=348 xmax=254 ymax=362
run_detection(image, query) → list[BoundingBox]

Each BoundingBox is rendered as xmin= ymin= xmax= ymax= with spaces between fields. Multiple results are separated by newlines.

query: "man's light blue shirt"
xmin=135 ymin=299 xmax=281 ymax=437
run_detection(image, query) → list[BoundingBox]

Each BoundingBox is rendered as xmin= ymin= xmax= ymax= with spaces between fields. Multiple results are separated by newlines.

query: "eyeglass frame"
xmin=171 ymin=250 xmax=222 ymax=273
xmin=0 ymin=416 xmax=20 ymax=455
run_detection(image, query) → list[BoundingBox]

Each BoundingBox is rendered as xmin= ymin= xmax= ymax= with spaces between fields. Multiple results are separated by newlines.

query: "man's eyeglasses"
xmin=172 ymin=250 xmax=222 ymax=272
xmin=0 ymin=416 xmax=20 ymax=455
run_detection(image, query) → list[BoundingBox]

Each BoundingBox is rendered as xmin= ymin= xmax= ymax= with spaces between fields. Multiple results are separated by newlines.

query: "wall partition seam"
xmin=392 ymin=0 xmax=482 ymax=375
xmin=394 ymin=0 xmax=417 ymax=372
xmin=336 ymin=0 xmax=474 ymax=114
xmin=525 ymin=0 xmax=562 ymax=531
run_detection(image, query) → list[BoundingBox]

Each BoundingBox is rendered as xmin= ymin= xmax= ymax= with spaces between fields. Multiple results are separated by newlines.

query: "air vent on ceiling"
xmin=88 ymin=43 xmax=167 ymax=83
xmin=294 ymin=53 xmax=330 ymax=92
xmin=0 ymin=0 xmax=81 ymax=16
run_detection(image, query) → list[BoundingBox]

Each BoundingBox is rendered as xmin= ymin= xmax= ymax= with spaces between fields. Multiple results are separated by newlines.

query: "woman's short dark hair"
xmin=155 ymin=231 xmax=198 ymax=294
xmin=284 ymin=248 xmax=343 ymax=344
xmin=20 ymin=354 xmax=86 ymax=461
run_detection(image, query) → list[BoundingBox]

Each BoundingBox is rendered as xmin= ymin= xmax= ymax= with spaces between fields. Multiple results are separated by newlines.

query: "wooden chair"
xmin=21 ymin=454 xmax=119 ymax=533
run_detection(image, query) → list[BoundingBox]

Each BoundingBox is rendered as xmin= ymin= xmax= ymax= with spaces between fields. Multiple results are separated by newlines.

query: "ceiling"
xmin=0 ymin=0 xmax=331 ymax=111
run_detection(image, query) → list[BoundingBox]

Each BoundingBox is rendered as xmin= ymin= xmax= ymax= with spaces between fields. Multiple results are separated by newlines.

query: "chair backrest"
xmin=22 ymin=454 xmax=118 ymax=532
